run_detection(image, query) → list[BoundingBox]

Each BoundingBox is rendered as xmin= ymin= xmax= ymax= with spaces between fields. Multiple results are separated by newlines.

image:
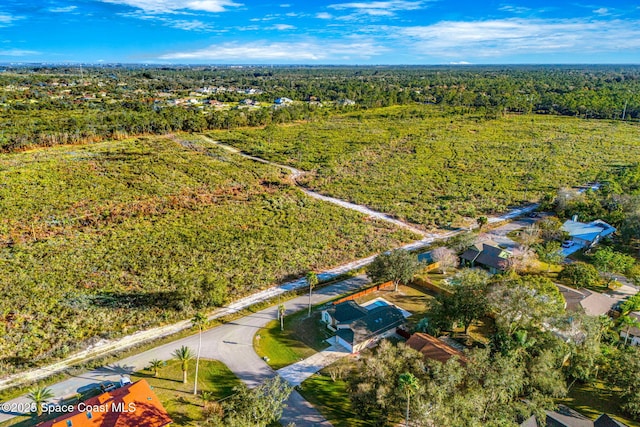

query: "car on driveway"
xmin=562 ymin=240 xmax=574 ymax=248
xmin=100 ymin=381 xmax=117 ymax=392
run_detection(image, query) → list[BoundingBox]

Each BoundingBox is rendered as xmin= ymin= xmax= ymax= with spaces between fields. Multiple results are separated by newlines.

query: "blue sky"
xmin=1 ymin=1 xmax=639 ymax=64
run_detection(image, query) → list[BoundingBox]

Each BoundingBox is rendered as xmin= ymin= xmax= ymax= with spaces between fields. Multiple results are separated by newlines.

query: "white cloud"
xmin=270 ymin=23 xmax=295 ymax=30
xmin=120 ymin=11 xmax=213 ymax=30
xmin=0 ymin=12 xmax=23 ymax=26
xmin=593 ymin=7 xmax=609 ymax=16
xmin=280 ymin=3 xmax=291 ymax=7
xmin=498 ymin=5 xmax=531 ymax=14
xmin=47 ymin=6 xmax=78 ymax=13
xmin=159 ymin=40 xmax=386 ymax=61
xmin=0 ymin=49 xmax=39 ymax=56
xmin=316 ymin=12 xmax=333 ymax=19
xmin=328 ymin=1 xmax=424 ymax=15
xmin=393 ymin=18 xmax=640 ymax=57
xmin=101 ymin=0 xmax=242 ymax=14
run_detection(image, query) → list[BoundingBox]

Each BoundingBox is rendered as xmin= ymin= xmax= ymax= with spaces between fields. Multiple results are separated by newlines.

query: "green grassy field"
xmin=254 ymin=309 xmax=332 ymax=370
xmin=209 ymin=106 xmax=640 ymax=228
xmin=0 ymin=136 xmax=417 ymax=375
xmin=299 ymin=370 xmax=374 ymax=427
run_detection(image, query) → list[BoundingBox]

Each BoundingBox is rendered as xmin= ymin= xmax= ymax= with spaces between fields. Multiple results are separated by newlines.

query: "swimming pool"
xmin=364 ymin=300 xmax=390 ymax=310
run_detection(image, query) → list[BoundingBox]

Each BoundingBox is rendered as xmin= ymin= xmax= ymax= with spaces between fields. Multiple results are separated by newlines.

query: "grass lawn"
xmin=559 ymin=380 xmax=639 ymax=427
xmin=129 ymin=359 xmax=240 ymax=427
xmin=254 ymin=309 xmax=331 ymax=370
xmin=299 ymin=370 xmax=374 ymax=427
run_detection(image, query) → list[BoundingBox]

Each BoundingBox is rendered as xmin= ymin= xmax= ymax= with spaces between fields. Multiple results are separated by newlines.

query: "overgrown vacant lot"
xmin=0 ymin=136 xmax=416 ymax=375
xmin=210 ymin=105 xmax=640 ymax=228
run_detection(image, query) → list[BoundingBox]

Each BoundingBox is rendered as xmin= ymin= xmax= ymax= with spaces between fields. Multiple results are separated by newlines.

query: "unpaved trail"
xmin=199 ymin=135 xmax=429 ymax=237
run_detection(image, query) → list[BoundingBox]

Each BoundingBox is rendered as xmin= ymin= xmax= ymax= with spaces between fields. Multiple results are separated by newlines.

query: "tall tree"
xmin=558 ymin=262 xmax=601 ymax=288
xmin=367 ymin=249 xmax=422 ymax=292
xmin=306 ymin=271 xmax=318 ymax=317
xmin=430 ymin=247 xmax=459 ymax=274
xmin=172 ymin=345 xmax=194 ymax=384
xmin=191 ymin=312 xmax=208 ymax=395
xmin=399 ymin=372 xmax=419 ymax=427
xmin=27 ymin=386 xmax=54 ymax=417
xmin=593 ymin=247 xmax=636 ymax=285
xmin=222 ymin=376 xmax=293 ymax=426
xmin=490 ymin=275 xmax=564 ymax=334
xmin=477 ymin=216 xmax=488 ymax=230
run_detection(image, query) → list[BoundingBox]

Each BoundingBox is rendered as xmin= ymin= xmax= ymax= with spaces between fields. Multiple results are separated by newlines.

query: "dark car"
xmin=100 ymin=381 xmax=117 ymax=392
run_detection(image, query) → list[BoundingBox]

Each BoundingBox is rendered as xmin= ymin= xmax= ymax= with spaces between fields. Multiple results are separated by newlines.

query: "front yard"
xmin=254 ymin=309 xmax=332 ymax=370
xmin=299 ymin=366 xmax=375 ymax=427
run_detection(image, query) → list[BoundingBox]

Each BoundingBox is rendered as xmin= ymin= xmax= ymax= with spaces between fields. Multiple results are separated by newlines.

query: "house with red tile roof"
xmin=38 ymin=379 xmax=172 ymax=427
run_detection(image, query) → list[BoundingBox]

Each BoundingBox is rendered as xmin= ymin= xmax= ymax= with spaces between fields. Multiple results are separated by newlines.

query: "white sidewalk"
xmin=277 ymin=343 xmax=351 ymax=386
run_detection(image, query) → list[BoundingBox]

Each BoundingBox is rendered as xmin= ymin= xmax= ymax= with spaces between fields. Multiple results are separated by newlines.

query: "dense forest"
xmin=1 ymin=65 xmax=639 ymax=152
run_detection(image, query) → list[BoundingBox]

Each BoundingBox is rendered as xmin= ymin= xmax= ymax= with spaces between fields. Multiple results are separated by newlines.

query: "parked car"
xmin=100 ymin=381 xmax=117 ymax=392
xmin=562 ymin=240 xmax=574 ymax=248
xmin=527 ymin=212 xmax=540 ymax=218
xmin=119 ymin=376 xmax=132 ymax=387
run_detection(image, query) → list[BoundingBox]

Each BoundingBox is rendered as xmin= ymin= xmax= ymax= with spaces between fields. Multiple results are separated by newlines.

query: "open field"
xmin=210 ymin=105 xmax=640 ymax=228
xmin=0 ymin=136 xmax=417 ymax=376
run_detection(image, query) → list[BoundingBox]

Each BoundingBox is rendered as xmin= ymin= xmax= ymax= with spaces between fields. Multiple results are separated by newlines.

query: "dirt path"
xmin=199 ymin=135 xmax=428 ymax=237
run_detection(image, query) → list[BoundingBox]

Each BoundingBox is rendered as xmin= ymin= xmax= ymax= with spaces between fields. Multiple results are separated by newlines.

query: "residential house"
xmin=274 ymin=97 xmax=293 ymax=105
xmin=322 ymin=300 xmax=405 ymax=353
xmin=620 ymin=311 xmax=640 ymax=346
xmin=520 ymin=405 xmax=628 ymax=427
xmin=38 ymin=379 xmax=172 ymax=427
xmin=460 ymin=240 xmax=511 ymax=274
xmin=405 ymin=332 xmax=467 ymax=364
xmin=556 ymin=284 xmax=620 ymax=316
xmin=561 ymin=219 xmax=616 ymax=248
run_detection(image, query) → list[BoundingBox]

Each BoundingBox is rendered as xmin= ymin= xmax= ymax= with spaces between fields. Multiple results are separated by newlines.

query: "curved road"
xmin=0 ymin=276 xmax=370 ymax=426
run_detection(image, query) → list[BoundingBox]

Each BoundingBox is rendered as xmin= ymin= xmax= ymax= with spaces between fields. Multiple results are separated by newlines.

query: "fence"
xmin=332 ymin=281 xmax=395 ymax=305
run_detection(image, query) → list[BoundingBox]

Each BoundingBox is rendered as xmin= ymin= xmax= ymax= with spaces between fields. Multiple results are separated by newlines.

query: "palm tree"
xmin=398 ymin=372 xmax=419 ymax=427
xmin=619 ymin=314 xmax=640 ymax=346
xmin=191 ymin=312 xmax=208 ymax=395
xmin=27 ymin=386 xmax=54 ymax=417
xmin=173 ymin=345 xmax=195 ymax=384
xmin=278 ymin=304 xmax=286 ymax=331
xmin=147 ymin=359 xmax=164 ymax=377
xmin=306 ymin=271 xmax=319 ymax=317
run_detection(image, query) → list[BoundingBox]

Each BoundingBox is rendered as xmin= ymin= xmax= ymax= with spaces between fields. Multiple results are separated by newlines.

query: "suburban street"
xmin=0 ymin=276 xmax=371 ymax=426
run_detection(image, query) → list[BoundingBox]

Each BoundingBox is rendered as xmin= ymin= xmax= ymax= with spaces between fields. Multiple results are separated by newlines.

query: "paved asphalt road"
xmin=1 ymin=275 xmax=370 ymax=426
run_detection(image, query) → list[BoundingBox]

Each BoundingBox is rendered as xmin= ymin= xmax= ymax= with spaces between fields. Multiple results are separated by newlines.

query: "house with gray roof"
xmin=322 ymin=300 xmax=406 ymax=353
xmin=460 ymin=240 xmax=511 ymax=274
xmin=562 ymin=219 xmax=616 ymax=248
xmin=520 ymin=405 xmax=628 ymax=427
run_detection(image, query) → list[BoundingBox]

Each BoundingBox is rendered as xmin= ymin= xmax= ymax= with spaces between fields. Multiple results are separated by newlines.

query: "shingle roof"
xmin=405 ymin=333 xmax=466 ymax=364
xmin=329 ymin=300 xmax=368 ymax=324
xmin=579 ymin=289 xmax=617 ymax=316
xmin=546 ymin=405 xmax=594 ymax=427
xmin=340 ymin=305 xmax=405 ymax=345
xmin=38 ymin=380 xmax=172 ymax=427
xmin=460 ymin=241 xmax=510 ymax=271
xmin=594 ymin=414 xmax=629 ymax=427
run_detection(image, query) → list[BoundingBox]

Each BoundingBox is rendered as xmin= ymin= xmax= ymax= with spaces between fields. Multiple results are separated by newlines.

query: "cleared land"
xmin=0 ymin=136 xmax=417 ymax=376
xmin=210 ymin=105 xmax=640 ymax=228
